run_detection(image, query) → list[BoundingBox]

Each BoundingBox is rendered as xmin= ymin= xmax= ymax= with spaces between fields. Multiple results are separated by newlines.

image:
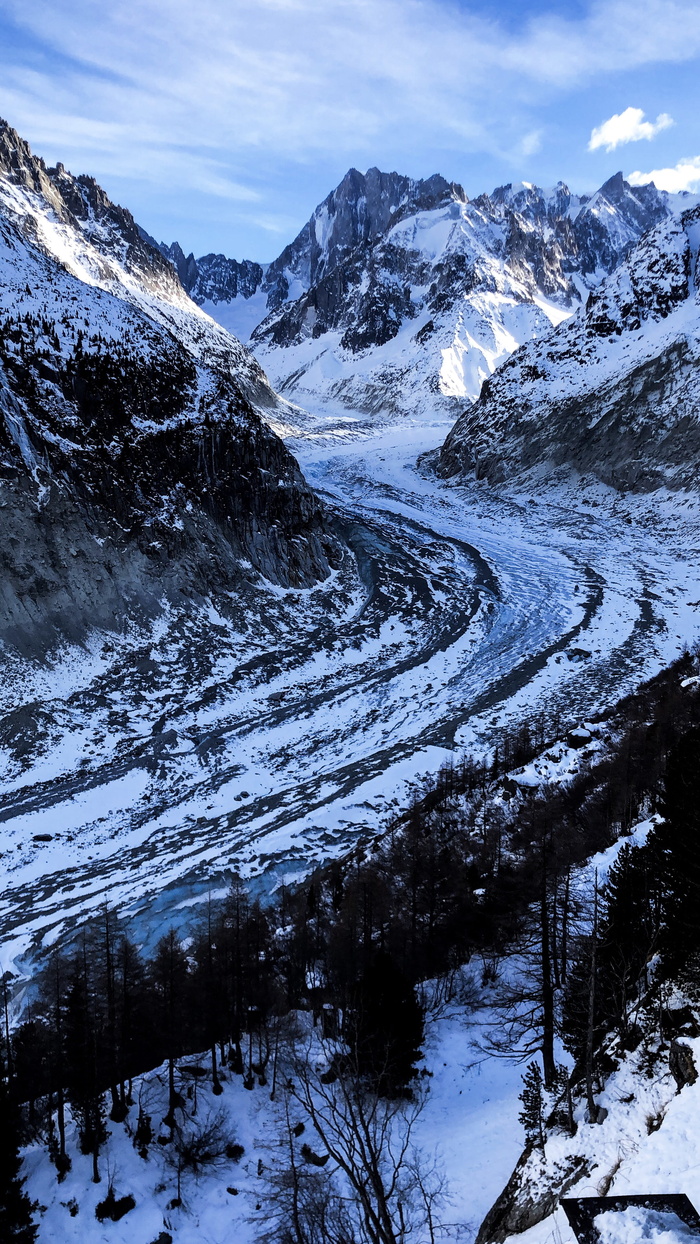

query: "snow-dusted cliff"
xmin=0 ymin=120 xmax=339 ymax=654
xmin=0 ymin=119 xmax=285 ymax=416
xmin=439 ymin=205 xmax=700 ymax=491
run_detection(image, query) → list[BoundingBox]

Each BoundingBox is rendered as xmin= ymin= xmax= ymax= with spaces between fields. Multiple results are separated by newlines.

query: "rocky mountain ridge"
xmin=438 ymin=204 xmax=700 ymax=492
xmin=0 ymin=118 xmax=284 ymax=416
xmin=163 ymin=167 xmax=694 ymax=418
xmin=0 ymin=121 xmax=341 ymax=655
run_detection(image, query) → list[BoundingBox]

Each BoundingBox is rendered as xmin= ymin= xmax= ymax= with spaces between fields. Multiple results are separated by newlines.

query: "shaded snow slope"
xmin=17 ymin=982 xmax=526 ymax=1244
xmin=165 ymin=169 xmax=697 ymax=421
xmin=439 ymin=205 xmax=700 ymax=491
xmin=500 ymin=1005 xmax=700 ymax=1244
xmin=0 ymin=209 xmax=339 ymax=655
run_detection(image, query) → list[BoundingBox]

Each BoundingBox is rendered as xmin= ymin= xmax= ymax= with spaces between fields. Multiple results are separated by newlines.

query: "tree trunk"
xmin=540 ymin=844 xmax=556 ymax=1089
xmin=57 ymin=1085 xmax=67 ymax=1163
xmin=585 ymin=878 xmax=599 ymax=1121
xmin=212 ymin=1044 xmax=222 ymax=1094
xmin=561 ymin=867 xmax=571 ymax=982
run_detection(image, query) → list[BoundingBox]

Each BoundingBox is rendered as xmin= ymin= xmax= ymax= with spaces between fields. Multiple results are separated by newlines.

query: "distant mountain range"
xmin=161 ymin=167 xmax=697 ymax=418
xmin=438 ymin=203 xmax=700 ymax=492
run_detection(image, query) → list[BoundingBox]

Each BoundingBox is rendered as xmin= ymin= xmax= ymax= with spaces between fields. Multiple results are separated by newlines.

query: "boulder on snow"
xmin=661 ymin=1006 xmax=700 ymax=1039
xmin=567 ymin=727 xmax=593 ymax=749
xmin=669 ymin=1040 xmax=698 ymax=1093
xmin=475 ymin=1146 xmax=591 ymax=1244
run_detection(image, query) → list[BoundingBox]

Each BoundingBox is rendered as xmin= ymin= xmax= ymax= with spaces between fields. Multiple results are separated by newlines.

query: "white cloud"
xmin=628 ymin=157 xmax=700 ymax=192
xmin=588 ymin=107 xmax=674 ymax=152
xmin=520 ymin=130 xmax=543 ymax=157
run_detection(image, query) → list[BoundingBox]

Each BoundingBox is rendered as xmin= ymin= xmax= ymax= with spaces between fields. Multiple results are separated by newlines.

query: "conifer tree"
xmin=518 ymin=1061 xmax=545 ymax=1149
xmin=0 ymin=1083 xmax=38 ymax=1242
xmin=64 ymin=952 xmax=106 ymax=1181
xmin=151 ymin=930 xmax=190 ymax=1129
xmin=349 ymin=952 xmax=423 ymax=1095
xmin=598 ymin=842 xmax=659 ymax=1034
xmin=650 ymin=726 xmax=700 ymax=964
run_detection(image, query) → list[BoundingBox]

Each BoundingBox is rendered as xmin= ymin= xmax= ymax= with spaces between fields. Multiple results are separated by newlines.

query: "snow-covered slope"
xmin=165 ymin=169 xmax=695 ymax=420
xmin=0 ymin=118 xmax=283 ymax=416
xmin=492 ymin=986 xmax=700 ymax=1244
xmin=439 ymin=205 xmax=700 ymax=491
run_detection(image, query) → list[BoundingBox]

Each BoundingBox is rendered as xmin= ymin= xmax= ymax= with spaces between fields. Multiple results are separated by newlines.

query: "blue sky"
xmin=1 ymin=0 xmax=699 ymax=261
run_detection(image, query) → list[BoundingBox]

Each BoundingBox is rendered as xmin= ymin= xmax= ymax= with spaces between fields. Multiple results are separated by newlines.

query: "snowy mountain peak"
xmin=163 ymin=164 xmax=692 ymax=420
xmin=487 ymin=179 xmax=574 ymax=221
xmin=438 ymin=204 xmax=700 ymax=491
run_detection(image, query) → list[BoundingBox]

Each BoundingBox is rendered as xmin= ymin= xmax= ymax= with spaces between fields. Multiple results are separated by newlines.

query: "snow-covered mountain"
xmin=164 ymin=168 xmax=694 ymax=419
xmin=0 ymin=119 xmax=285 ymax=416
xmin=0 ymin=119 xmax=339 ymax=654
xmin=438 ymin=204 xmax=700 ymax=492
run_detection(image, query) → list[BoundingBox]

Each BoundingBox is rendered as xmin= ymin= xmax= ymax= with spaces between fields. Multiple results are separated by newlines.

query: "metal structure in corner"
xmin=561 ymin=1194 xmax=700 ymax=1243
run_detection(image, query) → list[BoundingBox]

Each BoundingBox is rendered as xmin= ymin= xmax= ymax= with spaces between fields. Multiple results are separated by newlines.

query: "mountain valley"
xmin=2 ymin=115 xmax=700 ymax=1244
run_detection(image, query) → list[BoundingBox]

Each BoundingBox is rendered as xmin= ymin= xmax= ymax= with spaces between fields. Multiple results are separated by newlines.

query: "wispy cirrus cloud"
xmin=588 ymin=106 xmax=674 ymax=152
xmin=1 ymin=0 xmax=699 ymax=252
xmin=2 ymin=0 xmax=700 ymax=174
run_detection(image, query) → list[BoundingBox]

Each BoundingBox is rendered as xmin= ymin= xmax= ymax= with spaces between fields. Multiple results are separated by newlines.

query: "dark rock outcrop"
xmin=669 ymin=1041 xmax=698 ymax=1093
xmin=161 ymin=242 xmax=264 ymax=306
xmin=0 ymin=132 xmax=341 ymax=655
xmin=475 ymin=1145 xmax=591 ymax=1244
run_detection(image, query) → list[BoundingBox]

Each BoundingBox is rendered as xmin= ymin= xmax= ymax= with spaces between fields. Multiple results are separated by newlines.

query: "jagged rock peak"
xmin=487 ymin=179 xmax=574 ymax=219
xmin=437 ymin=205 xmax=700 ymax=492
xmin=310 ymin=165 xmax=465 ymax=252
xmin=0 ymin=117 xmax=180 ymax=293
xmin=159 ymin=160 xmax=697 ymax=421
xmin=164 ymin=165 xmax=466 ymax=311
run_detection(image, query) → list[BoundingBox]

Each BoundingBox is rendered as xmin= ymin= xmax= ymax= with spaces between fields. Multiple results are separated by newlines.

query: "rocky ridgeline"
xmin=438 ymin=205 xmax=700 ymax=492
xmin=162 ymin=167 xmax=689 ymax=416
xmin=0 ymin=119 xmax=184 ymax=303
xmin=0 ymin=118 xmax=286 ymax=415
xmin=0 ymin=123 xmax=341 ymax=655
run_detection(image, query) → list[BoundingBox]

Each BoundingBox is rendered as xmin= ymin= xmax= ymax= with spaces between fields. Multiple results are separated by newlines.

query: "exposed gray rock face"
xmin=163 ymin=166 xmax=460 ymax=318
xmin=163 ymin=166 xmax=689 ymax=418
xmin=476 ymin=172 xmax=671 ymax=282
xmin=161 ymin=241 xmax=264 ymax=305
xmin=0 ymin=128 xmax=340 ymax=655
xmin=260 ymin=167 xmax=462 ymax=313
xmin=437 ymin=207 xmax=700 ymax=492
xmin=252 ymin=170 xmax=674 ymax=356
xmin=669 ymin=1040 xmax=698 ymax=1092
